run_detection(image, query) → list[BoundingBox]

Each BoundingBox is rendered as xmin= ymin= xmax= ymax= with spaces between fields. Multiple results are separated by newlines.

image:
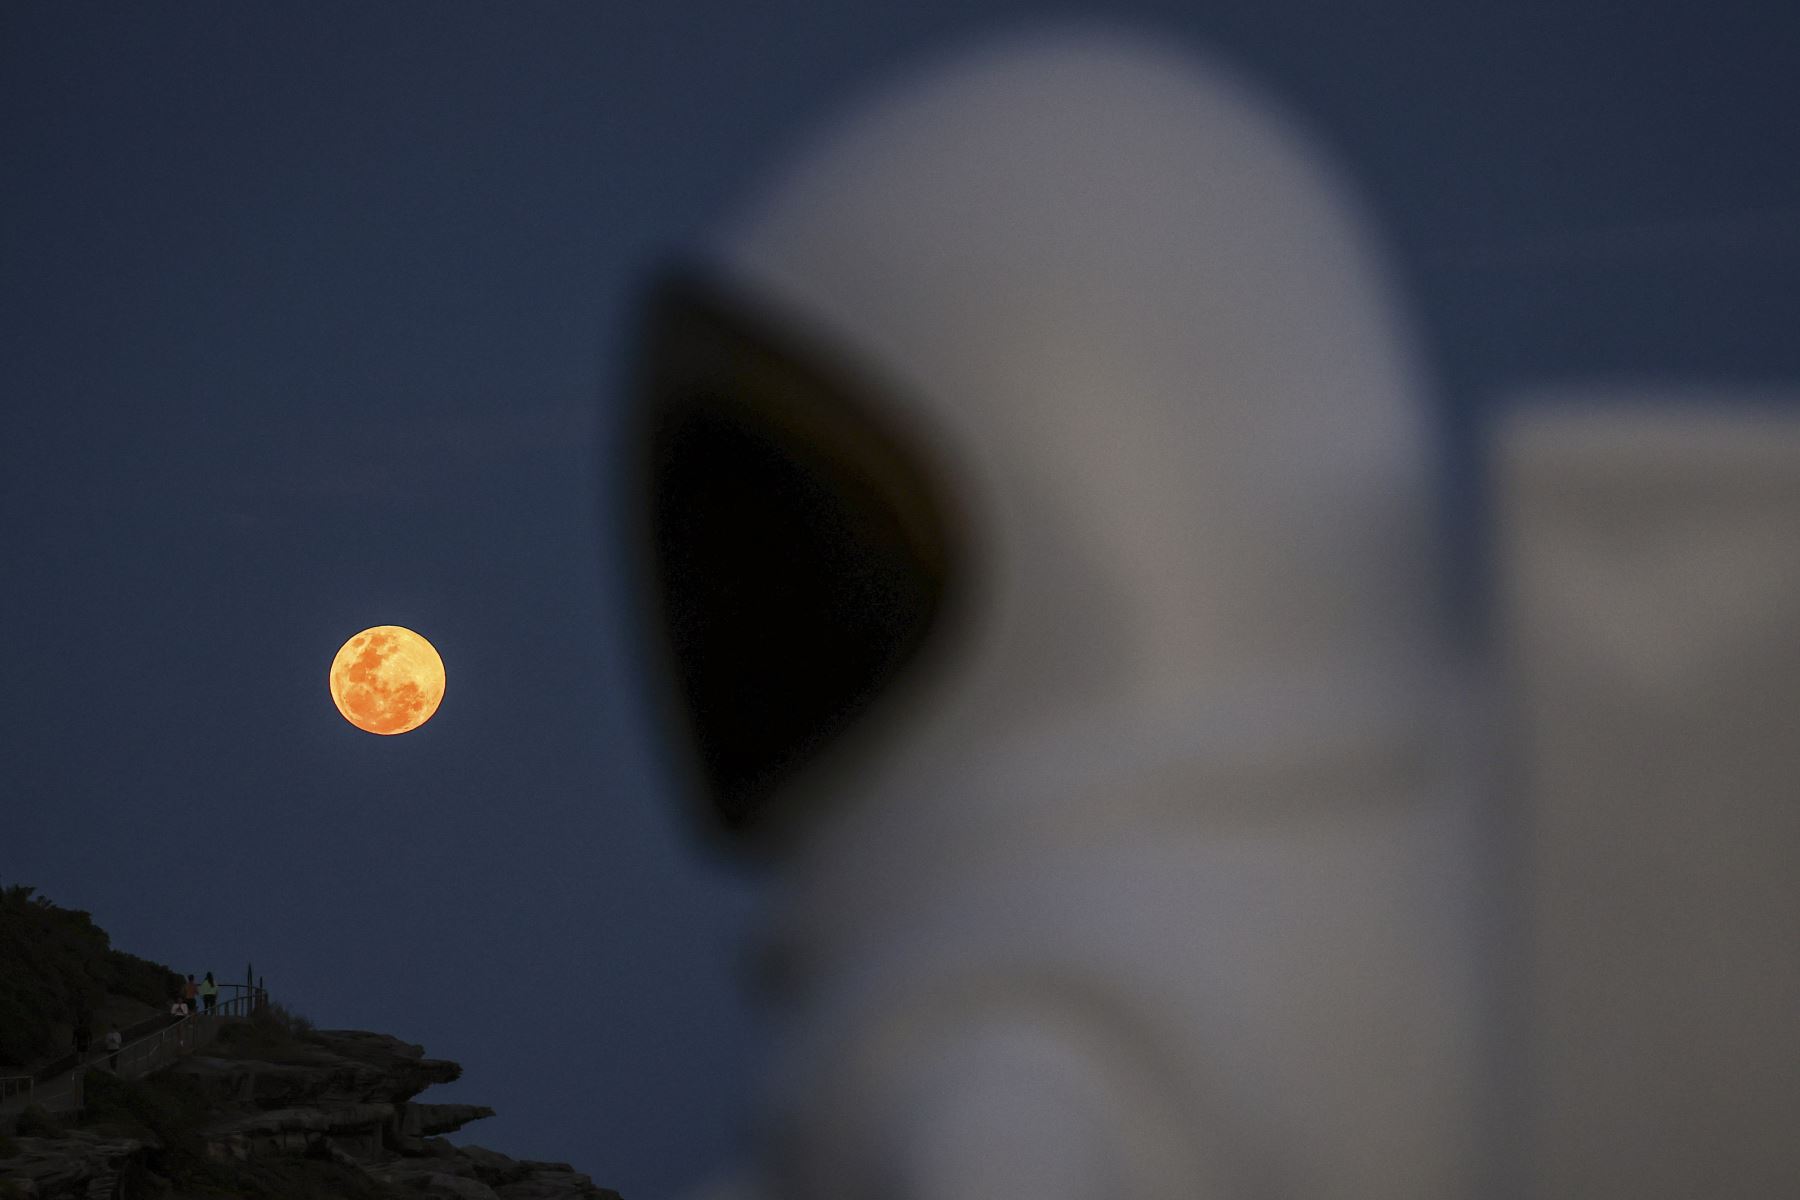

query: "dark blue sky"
xmin=4 ymin=3 xmax=1797 ymax=1196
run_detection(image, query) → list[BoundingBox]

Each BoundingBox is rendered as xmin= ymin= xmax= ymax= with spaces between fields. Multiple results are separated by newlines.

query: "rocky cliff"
xmin=0 ymin=1023 xmax=621 ymax=1200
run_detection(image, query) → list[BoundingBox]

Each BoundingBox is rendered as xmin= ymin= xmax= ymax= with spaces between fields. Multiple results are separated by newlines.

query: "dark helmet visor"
xmin=629 ymin=270 xmax=963 ymax=843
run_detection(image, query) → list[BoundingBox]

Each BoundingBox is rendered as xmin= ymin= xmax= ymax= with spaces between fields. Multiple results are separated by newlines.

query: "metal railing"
xmin=0 ymin=1075 xmax=31 ymax=1109
xmin=0 ymin=985 xmax=269 ymax=1119
xmin=208 ymin=984 xmax=261 ymax=1017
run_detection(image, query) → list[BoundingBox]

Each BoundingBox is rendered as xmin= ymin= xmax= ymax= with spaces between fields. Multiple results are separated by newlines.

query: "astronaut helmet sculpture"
xmin=632 ymin=24 xmax=1479 ymax=1200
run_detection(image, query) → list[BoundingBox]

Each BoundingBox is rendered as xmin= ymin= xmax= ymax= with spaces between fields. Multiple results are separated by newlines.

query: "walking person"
xmin=104 ymin=1026 xmax=121 ymax=1071
xmin=182 ymin=973 xmax=198 ymax=1011
xmin=199 ymin=971 xmax=218 ymax=1014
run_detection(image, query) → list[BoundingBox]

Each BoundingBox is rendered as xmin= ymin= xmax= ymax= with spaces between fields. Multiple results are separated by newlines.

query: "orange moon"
xmin=329 ymin=626 xmax=446 ymax=735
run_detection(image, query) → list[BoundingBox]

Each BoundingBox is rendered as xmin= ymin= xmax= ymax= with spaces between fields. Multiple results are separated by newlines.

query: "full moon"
xmin=329 ymin=626 xmax=446 ymax=735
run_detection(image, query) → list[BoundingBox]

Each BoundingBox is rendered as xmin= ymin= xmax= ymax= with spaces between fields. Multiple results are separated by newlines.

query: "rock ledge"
xmin=0 ymin=1028 xmax=621 ymax=1200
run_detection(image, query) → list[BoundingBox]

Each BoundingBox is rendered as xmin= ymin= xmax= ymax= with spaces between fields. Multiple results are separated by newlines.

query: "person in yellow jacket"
xmin=198 ymin=971 xmax=218 ymax=1014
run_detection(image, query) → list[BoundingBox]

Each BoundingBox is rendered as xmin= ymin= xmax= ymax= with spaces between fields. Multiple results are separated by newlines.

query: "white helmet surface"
xmin=633 ymin=25 xmax=1479 ymax=1200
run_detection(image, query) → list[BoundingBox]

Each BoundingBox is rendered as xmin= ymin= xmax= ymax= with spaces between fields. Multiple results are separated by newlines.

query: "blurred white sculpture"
xmin=642 ymin=26 xmax=1478 ymax=1200
xmin=635 ymin=24 xmax=1798 ymax=1200
xmin=1497 ymin=400 xmax=1800 ymax=1200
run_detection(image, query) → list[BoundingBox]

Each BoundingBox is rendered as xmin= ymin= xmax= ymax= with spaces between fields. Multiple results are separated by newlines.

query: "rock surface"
xmin=0 ymin=1028 xmax=621 ymax=1200
xmin=171 ymin=1029 xmax=463 ymax=1111
xmin=367 ymin=1138 xmax=621 ymax=1200
xmin=0 ymin=1131 xmax=144 ymax=1200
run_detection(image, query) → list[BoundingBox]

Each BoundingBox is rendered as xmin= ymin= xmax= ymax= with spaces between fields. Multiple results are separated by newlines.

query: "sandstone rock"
xmin=364 ymin=1156 xmax=442 ymax=1186
xmin=402 ymin=1102 xmax=496 ymax=1138
xmin=493 ymin=1157 xmax=623 ymax=1200
xmin=367 ymin=1154 xmax=490 ymax=1194
xmin=211 ymin=1101 xmax=396 ymax=1137
xmin=367 ymin=1143 xmax=623 ymax=1200
xmin=0 ymin=1132 xmax=145 ymax=1200
xmin=173 ymin=1030 xmax=460 ymax=1114
xmin=204 ymin=1100 xmax=396 ymax=1161
xmin=3 ymin=1028 xmax=624 ymax=1200
xmin=453 ymin=1143 xmax=530 ymax=1184
xmin=416 ymin=1170 xmax=503 ymax=1200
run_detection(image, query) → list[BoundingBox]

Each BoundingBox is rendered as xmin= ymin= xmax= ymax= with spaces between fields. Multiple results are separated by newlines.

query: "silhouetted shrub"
xmin=214 ymin=999 xmax=317 ymax=1061
xmin=13 ymin=1104 xmax=63 ymax=1138
xmin=257 ymin=999 xmax=314 ymax=1037
xmin=0 ymin=884 xmax=180 ymax=1067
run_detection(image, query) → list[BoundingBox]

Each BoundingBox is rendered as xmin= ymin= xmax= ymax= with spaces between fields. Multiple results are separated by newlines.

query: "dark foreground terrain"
xmin=0 ymin=889 xmax=622 ymax=1200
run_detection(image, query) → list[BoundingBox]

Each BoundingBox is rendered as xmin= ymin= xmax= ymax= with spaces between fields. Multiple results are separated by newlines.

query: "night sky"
xmin=4 ymin=4 xmax=1798 ymax=1197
